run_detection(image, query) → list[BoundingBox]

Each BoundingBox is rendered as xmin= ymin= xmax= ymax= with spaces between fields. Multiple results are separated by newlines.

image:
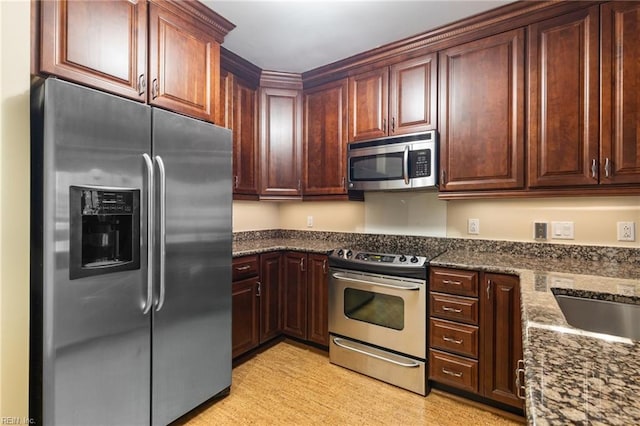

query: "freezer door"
xmin=31 ymin=78 xmax=152 ymax=425
xmin=151 ymin=108 xmax=232 ymax=425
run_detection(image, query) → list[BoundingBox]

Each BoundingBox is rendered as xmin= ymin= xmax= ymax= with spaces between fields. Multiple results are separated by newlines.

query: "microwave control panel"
xmin=410 ymin=149 xmax=432 ymax=178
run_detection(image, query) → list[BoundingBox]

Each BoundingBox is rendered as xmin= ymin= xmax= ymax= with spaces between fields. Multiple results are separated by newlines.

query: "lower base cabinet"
xmin=429 ymin=267 xmax=524 ymax=411
xmin=232 ymin=251 xmax=329 ymax=359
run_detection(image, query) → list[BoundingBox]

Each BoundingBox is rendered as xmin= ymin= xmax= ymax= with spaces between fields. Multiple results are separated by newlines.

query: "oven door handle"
xmin=333 ymin=337 xmax=421 ymax=368
xmin=331 ymin=272 xmax=421 ymax=291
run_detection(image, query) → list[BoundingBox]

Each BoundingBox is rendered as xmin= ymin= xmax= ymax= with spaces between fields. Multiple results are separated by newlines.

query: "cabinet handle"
xmin=442 ymin=368 xmax=463 ymax=378
xmin=440 ymin=169 xmax=446 ymax=185
xmin=151 ymin=78 xmax=159 ymax=100
xmin=442 ymin=306 xmax=463 ymax=313
xmin=234 ymin=175 xmax=239 ymax=188
xmin=297 ymin=179 xmax=301 ymax=192
xmin=591 ymin=159 xmax=597 ymax=179
xmin=486 ymin=279 xmax=492 ymax=300
xmin=300 ymin=257 xmax=305 ymax=272
xmin=391 ymin=117 xmax=396 ymax=133
xmin=235 ymin=265 xmax=251 ymax=271
xmin=515 ymin=359 xmax=526 ymax=400
xmin=383 ymin=118 xmax=387 ymax=133
xmin=138 ymin=74 xmax=146 ymax=96
xmin=442 ymin=336 xmax=463 ymax=345
xmin=442 ymin=279 xmax=461 ymax=286
xmin=256 ymin=281 xmax=261 ymax=297
xmin=604 ymin=158 xmax=611 ymax=178
xmin=341 ymin=176 xmax=345 ymax=189
xmin=323 ymin=259 xmax=327 ymax=274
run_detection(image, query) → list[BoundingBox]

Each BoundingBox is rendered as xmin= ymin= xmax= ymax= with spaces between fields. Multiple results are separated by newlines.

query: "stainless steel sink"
xmin=553 ymin=294 xmax=640 ymax=341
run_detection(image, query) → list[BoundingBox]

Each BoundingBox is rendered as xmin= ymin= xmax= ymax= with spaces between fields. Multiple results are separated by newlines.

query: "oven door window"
xmin=343 ymin=288 xmax=404 ymax=330
xmin=350 ymin=152 xmax=404 ymax=181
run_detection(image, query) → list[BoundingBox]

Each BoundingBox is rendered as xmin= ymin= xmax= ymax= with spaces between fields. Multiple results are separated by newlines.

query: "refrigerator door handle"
xmin=142 ymin=153 xmax=154 ymax=314
xmin=154 ymin=155 xmax=167 ymax=312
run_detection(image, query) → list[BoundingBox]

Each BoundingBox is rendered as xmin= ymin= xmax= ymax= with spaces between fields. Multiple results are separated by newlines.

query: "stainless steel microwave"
xmin=347 ymin=131 xmax=438 ymax=191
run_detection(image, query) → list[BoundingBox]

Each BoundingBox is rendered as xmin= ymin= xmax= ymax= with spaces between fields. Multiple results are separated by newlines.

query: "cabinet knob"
xmin=591 ymin=159 xmax=597 ymax=179
xmin=604 ymin=158 xmax=611 ymax=178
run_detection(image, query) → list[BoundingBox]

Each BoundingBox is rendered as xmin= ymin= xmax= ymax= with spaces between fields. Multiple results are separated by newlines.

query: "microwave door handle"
xmin=403 ymin=145 xmax=410 ymax=185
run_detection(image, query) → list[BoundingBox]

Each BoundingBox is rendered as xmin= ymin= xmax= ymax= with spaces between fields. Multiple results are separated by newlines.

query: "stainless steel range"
xmin=328 ymin=248 xmax=440 ymax=395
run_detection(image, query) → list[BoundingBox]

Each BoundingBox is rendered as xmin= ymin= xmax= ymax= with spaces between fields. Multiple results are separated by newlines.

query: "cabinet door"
xmin=148 ymin=2 xmax=220 ymax=123
xmin=389 ymin=55 xmax=437 ymax=135
xmin=303 ymin=79 xmax=348 ymax=195
xmin=259 ymin=252 xmax=282 ymax=343
xmin=307 ymin=254 xmax=329 ymax=346
xmin=40 ymin=0 xmax=147 ymax=101
xmin=232 ymin=277 xmax=260 ymax=358
xmin=439 ymin=29 xmax=525 ymax=191
xmin=260 ymin=88 xmax=303 ymax=197
xmin=233 ymin=77 xmax=260 ymax=195
xmin=480 ymin=273 xmax=523 ymax=409
xmin=528 ymin=7 xmax=599 ymax=188
xmin=282 ymin=252 xmax=308 ymax=339
xmin=601 ymin=2 xmax=640 ymax=184
xmin=348 ymin=68 xmax=389 ymax=142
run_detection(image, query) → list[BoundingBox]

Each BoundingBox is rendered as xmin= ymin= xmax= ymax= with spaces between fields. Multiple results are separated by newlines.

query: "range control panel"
xmin=330 ymin=249 xmax=427 ymax=268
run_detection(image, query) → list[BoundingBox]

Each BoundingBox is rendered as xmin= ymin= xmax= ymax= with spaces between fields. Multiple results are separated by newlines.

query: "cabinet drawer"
xmin=429 ymin=349 xmax=478 ymax=393
xmin=430 ymin=292 xmax=478 ymax=325
xmin=429 ymin=318 xmax=478 ymax=358
xmin=232 ymin=255 xmax=259 ymax=281
xmin=430 ymin=267 xmax=478 ymax=297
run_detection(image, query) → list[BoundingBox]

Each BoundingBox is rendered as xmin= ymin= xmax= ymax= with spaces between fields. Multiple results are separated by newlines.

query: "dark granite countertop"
xmin=233 ymin=238 xmax=340 ymax=257
xmin=431 ymin=250 xmax=640 ymax=425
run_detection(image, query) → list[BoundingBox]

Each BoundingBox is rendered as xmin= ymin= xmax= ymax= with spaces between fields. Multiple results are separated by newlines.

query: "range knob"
xmin=410 ymin=256 xmax=419 ymax=263
xmin=398 ymin=255 xmax=407 ymax=262
xmin=337 ymin=249 xmax=344 ymax=257
xmin=346 ymin=250 xmax=353 ymax=258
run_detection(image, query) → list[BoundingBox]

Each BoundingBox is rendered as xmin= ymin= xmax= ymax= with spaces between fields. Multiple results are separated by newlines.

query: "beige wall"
xmin=234 ymin=195 xmax=640 ymax=248
xmin=0 ymin=0 xmax=30 ymax=418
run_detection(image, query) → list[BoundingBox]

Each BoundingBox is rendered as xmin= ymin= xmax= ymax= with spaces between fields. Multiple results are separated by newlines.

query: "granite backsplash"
xmin=233 ymin=229 xmax=640 ymax=266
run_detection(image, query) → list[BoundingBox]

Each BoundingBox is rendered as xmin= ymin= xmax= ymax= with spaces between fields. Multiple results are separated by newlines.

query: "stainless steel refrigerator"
xmin=30 ymin=78 xmax=232 ymax=425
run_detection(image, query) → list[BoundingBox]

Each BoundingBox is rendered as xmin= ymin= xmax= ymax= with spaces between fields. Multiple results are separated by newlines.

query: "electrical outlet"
xmin=468 ymin=218 xmax=480 ymax=235
xmin=307 ymin=216 xmax=314 ymax=228
xmin=617 ymin=222 xmax=635 ymax=241
xmin=551 ymin=221 xmax=574 ymax=240
xmin=533 ymin=222 xmax=548 ymax=241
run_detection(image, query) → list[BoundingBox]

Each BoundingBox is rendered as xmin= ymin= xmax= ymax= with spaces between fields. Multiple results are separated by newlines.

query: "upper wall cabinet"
xmin=303 ymin=79 xmax=348 ymax=196
xmin=38 ymin=0 xmax=234 ymax=123
xmin=260 ymin=85 xmax=303 ymax=198
xmin=348 ymin=55 xmax=437 ymax=142
xmin=600 ymin=1 xmax=640 ymax=185
xmin=40 ymin=0 xmax=148 ymax=101
xmin=528 ymin=7 xmax=599 ymax=188
xmin=438 ymin=29 xmax=525 ymax=192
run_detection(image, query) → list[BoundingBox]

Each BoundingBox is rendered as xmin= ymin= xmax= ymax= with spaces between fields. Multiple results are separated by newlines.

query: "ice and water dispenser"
xmin=69 ymin=186 xmax=140 ymax=279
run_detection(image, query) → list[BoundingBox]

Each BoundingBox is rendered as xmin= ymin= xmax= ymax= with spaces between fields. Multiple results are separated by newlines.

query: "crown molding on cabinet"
xmin=152 ymin=0 xmax=235 ymax=43
xmin=221 ymin=47 xmax=262 ymax=88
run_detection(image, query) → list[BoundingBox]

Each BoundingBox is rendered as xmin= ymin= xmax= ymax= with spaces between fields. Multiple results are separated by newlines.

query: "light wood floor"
xmin=176 ymin=340 xmax=523 ymax=425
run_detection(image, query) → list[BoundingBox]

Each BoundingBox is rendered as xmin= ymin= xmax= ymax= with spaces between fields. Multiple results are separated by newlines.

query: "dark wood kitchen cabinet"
xmin=303 ymin=79 xmax=348 ymax=196
xmin=38 ymin=0 xmax=234 ymax=123
xmin=306 ymin=254 xmax=329 ymax=346
xmin=260 ymin=87 xmax=303 ymax=198
xmin=282 ymin=252 xmax=308 ymax=339
xmin=259 ymin=252 xmax=283 ymax=342
xmin=528 ymin=7 xmax=599 ymax=188
xmin=348 ymin=55 xmax=437 ymax=142
xmin=429 ymin=267 xmax=523 ymax=411
xmin=231 ymin=256 xmax=260 ymax=358
xmin=438 ymin=29 xmax=525 ymax=192
xmin=231 ymin=253 xmax=282 ymax=359
xmin=282 ymin=252 xmax=329 ymax=345
xmin=600 ymin=1 xmax=640 ymax=185
xmin=481 ymin=273 xmax=523 ymax=410
xmin=221 ymin=70 xmax=260 ymax=198
xmin=39 ymin=0 xmax=148 ymax=101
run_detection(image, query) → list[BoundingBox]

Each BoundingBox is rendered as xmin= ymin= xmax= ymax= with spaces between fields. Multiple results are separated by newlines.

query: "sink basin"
xmin=553 ymin=294 xmax=640 ymax=341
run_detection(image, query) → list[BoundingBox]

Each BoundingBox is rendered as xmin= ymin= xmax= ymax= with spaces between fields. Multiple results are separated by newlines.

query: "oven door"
xmin=329 ymin=268 xmax=426 ymax=359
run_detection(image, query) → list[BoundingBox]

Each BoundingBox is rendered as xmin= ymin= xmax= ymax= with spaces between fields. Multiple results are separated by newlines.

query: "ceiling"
xmin=205 ymin=1 xmax=514 ymax=74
